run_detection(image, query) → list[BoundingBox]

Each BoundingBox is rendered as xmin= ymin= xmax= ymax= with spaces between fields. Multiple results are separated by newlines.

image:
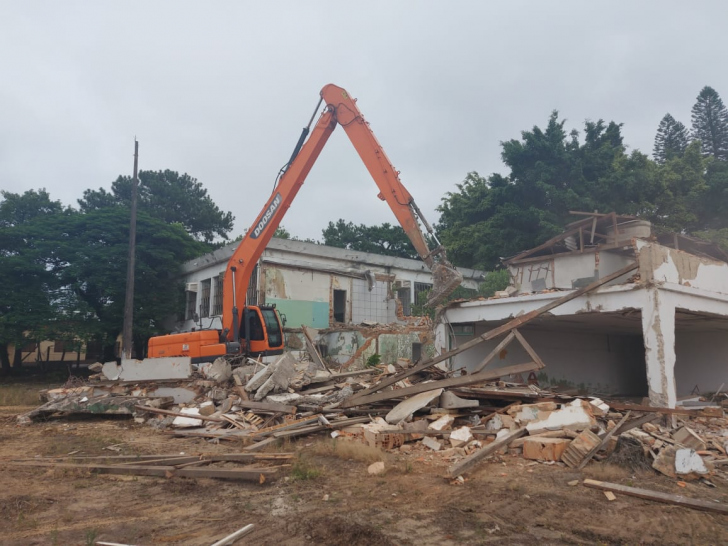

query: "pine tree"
xmin=653 ymin=113 xmax=689 ymax=163
xmin=691 ymin=86 xmax=728 ymax=160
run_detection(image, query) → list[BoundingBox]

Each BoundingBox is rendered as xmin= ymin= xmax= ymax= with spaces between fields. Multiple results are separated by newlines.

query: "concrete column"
xmin=641 ymin=288 xmax=677 ymax=407
xmin=434 ymin=321 xmax=451 ymax=371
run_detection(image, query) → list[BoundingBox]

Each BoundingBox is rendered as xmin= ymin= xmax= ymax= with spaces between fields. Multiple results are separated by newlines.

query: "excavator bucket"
xmin=426 ymin=259 xmax=463 ymax=307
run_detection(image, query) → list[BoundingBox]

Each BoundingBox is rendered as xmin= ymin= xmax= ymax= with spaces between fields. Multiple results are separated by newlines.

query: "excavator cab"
xmin=240 ymin=305 xmax=284 ymax=357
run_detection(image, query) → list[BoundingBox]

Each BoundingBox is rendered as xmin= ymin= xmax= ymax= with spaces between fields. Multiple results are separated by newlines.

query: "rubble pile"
xmin=17 ymin=346 xmax=728 ymax=484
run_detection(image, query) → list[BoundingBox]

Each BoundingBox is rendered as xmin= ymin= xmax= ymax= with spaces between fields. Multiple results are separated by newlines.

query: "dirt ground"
xmin=1 ymin=403 xmax=728 ymax=545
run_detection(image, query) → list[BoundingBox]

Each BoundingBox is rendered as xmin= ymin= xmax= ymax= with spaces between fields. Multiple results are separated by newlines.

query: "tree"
xmin=79 ymin=170 xmax=234 ymax=243
xmin=35 ymin=207 xmax=209 ymax=360
xmin=437 ymin=112 xmax=656 ymax=269
xmin=0 ymin=190 xmax=67 ymax=371
xmin=691 ymin=86 xmax=728 ymax=160
xmin=654 ymin=113 xmax=690 ymax=163
xmin=322 ymin=219 xmax=418 ymax=259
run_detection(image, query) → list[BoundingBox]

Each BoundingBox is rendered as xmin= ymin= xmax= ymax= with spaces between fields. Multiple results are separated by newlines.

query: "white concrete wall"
xmin=675 ymin=331 xmax=728 ymax=396
xmin=509 ymin=251 xmax=635 ymax=294
xmin=637 ymin=240 xmax=728 ymax=296
xmin=447 ymin=324 xmax=647 ymax=396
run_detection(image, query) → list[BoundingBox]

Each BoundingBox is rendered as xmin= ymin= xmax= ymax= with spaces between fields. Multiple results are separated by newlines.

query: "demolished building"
xmin=179 ymin=237 xmax=484 ymax=368
xmin=435 ymin=212 xmax=728 ymax=408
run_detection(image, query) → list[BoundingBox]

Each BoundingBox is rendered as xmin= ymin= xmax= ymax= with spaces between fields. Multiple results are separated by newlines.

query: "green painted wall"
xmin=268 ymin=298 xmax=329 ymax=329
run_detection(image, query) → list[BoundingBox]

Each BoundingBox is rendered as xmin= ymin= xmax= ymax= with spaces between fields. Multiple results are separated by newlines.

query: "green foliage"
xmin=438 ymin=112 xmax=653 ymax=269
xmin=653 ymin=113 xmax=690 ymax=163
xmin=691 ymin=86 xmax=728 ymax=160
xmin=79 ymin=170 xmax=234 ymax=243
xmin=1 ymin=181 xmax=213 ymax=364
xmin=274 ymin=226 xmax=291 ymax=239
xmin=365 ymin=353 xmax=381 ymax=368
xmin=322 ymin=219 xmax=418 ymax=259
xmin=290 ymin=458 xmax=322 ymax=480
xmin=478 ymin=269 xmax=510 ymax=298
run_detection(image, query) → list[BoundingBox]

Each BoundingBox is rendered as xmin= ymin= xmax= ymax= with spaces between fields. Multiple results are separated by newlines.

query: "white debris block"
xmin=102 ymin=357 xmax=192 ymax=381
xmin=172 ymin=408 xmax=203 ymax=428
xmin=449 ymin=426 xmax=474 ymax=448
xmin=385 ymin=388 xmax=443 ymax=424
xmin=367 ymin=461 xmax=386 ymax=475
xmin=422 ymin=436 xmax=442 ymax=451
xmin=526 ymin=399 xmax=596 ymax=435
xmin=588 ymin=398 xmax=610 ymax=416
xmin=428 ymin=414 xmax=455 ymax=431
xmin=675 ymin=448 xmax=710 ymax=475
xmin=244 ymin=363 xmax=273 ymax=392
xmin=254 ymin=355 xmax=297 ymax=401
xmin=199 ymin=358 xmax=232 ymax=382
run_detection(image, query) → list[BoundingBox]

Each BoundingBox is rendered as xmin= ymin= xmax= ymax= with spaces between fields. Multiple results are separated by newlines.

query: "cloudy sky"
xmin=2 ymin=2 xmax=727 ymax=241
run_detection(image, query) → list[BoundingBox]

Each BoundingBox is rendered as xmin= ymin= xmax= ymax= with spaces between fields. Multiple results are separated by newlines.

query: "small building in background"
xmin=179 ymin=238 xmax=484 ymax=368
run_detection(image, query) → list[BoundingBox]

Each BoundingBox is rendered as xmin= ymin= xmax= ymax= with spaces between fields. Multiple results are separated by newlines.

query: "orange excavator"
xmin=148 ymin=84 xmax=462 ymax=362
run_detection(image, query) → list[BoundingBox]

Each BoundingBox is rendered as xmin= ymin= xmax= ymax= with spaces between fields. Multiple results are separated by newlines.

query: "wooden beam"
xmin=302 ymin=325 xmax=331 ymax=373
xmin=613 ymin=412 xmax=660 ymax=436
xmin=577 ymin=411 xmax=631 ymax=470
xmin=341 ymin=362 xmax=539 ymax=408
xmin=605 ymin=401 xmax=704 ymax=416
xmin=471 ymin=331 xmax=516 ymax=373
xmin=512 ymin=329 xmax=547 ymax=369
xmin=447 ymin=428 xmax=526 ymax=478
xmin=582 ymin=479 xmax=728 ymax=515
xmin=10 ymin=462 xmax=278 ymax=482
xmin=347 ymin=263 xmax=638 ymax=404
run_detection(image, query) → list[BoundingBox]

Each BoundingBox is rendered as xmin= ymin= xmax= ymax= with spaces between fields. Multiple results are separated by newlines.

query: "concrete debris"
xmin=385 ymin=388 xmax=443 ymax=424
xmin=102 ymin=357 xmax=192 ymax=381
xmin=428 ymin=414 xmax=455 ymax=431
xmin=199 ymin=358 xmax=232 ymax=382
xmin=172 ymin=408 xmax=204 ymax=428
xmin=449 ymin=426 xmax=474 ymax=448
xmin=422 ymin=436 xmax=442 ymax=451
xmin=525 ymin=400 xmax=596 ymax=435
xmin=367 ymin=461 xmax=386 ymax=475
xmin=440 ymin=391 xmax=479 ymax=409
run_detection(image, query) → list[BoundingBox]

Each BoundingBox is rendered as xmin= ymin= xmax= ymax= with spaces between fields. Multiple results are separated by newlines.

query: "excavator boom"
xmin=221 ymin=84 xmax=462 ymax=339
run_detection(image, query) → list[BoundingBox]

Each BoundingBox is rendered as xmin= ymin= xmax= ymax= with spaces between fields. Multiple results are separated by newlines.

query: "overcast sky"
xmin=2 ymin=1 xmax=727 ymax=241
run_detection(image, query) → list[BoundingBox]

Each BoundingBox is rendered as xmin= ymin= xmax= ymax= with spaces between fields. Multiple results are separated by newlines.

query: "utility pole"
xmin=122 ymin=139 xmax=139 ymax=360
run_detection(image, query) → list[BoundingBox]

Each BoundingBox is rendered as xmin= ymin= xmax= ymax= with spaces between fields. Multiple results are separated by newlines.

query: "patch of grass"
xmin=0 ymin=384 xmax=41 ymax=406
xmin=311 ymin=438 xmax=388 ymax=464
xmin=84 ymin=528 xmax=98 ymax=546
xmin=290 ymin=457 xmax=322 ymax=481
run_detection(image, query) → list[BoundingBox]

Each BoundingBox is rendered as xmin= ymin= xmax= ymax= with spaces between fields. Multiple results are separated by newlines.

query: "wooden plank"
xmin=133 ymin=405 xmax=224 ymax=423
xmin=242 ymin=436 xmax=278 ymax=452
xmin=252 ymin=415 xmax=321 ymax=437
xmin=613 ymin=412 xmax=660 ymax=436
xmin=582 ymin=479 xmax=728 ymax=515
xmin=605 ymin=402 xmax=703 ymax=416
xmin=302 ymin=325 xmax=331 ymax=373
xmin=10 ymin=462 xmax=278 ymax=481
xmin=577 ymin=411 xmax=631 ymax=470
xmin=447 ymin=428 xmax=527 ymax=478
xmin=347 ymin=263 xmax=638 ymax=404
xmin=471 ymin=331 xmax=516 ymax=373
xmin=341 ymin=362 xmax=540 ymax=408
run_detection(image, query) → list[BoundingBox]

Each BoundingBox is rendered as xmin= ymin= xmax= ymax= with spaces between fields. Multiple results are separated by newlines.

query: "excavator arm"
xmin=221 ymin=84 xmax=462 ymax=341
